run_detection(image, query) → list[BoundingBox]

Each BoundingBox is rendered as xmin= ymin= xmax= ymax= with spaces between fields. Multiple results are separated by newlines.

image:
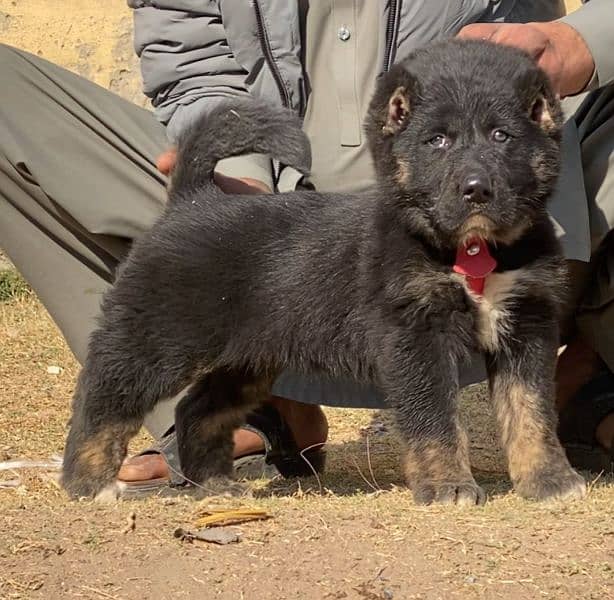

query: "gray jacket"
xmin=127 ymin=0 xmax=613 ymax=263
xmin=128 ymin=1 xmax=613 ymax=181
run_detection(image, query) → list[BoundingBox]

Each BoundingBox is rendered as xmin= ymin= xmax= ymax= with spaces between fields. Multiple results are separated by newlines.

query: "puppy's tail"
xmin=171 ymin=100 xmax=311 ymax=192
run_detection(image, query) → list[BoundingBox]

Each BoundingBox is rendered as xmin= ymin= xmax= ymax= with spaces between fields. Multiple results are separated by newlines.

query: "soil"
xmin=0 ymin=296 xmax=612 ymax=600
xmin=1 ymin=2 xmax=601 ymax=598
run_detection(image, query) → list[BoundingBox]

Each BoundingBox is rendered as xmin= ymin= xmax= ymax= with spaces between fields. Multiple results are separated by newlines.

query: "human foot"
xmin=556 ymin=338 xmax=614 ymax=471
xmin=555 ymin=336 xmax=602 ymax=411
xmin=118 ymin=397 xmax=328 ymax=483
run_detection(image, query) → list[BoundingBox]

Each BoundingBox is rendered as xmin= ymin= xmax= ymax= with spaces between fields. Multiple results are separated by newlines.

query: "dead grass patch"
xmin=0 ymin=295 xmax=612 ymax=600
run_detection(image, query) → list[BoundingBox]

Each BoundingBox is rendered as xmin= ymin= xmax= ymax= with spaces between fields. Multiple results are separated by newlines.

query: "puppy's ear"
xmin=383 ymin=86 xmax=411 ymax=135
xmin=367 ymin=65 xmax=420 ymax=138
xmin=516 ymin=66 xmax=562 ymax=134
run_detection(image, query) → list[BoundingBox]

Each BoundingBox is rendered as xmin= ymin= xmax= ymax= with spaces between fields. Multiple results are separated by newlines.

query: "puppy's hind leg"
xmin=174 ymin=369 xmax=272 ymax=494
xmin=61 ymin=369 xmax=145 ymax=501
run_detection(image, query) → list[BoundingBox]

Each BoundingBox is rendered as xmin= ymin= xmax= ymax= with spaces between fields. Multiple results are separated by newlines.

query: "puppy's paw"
xmin=412 ymin=479 xmax=486 ymax=506
xmin=515 ymin=466 xmax=586 ymax=502
xmin=94 ymin=481 xmax=126 ymax=503
xmin=193 ymin=476 xmax=250 ymax=499
xmin=61 ymin=469 xmax=116 ymax=501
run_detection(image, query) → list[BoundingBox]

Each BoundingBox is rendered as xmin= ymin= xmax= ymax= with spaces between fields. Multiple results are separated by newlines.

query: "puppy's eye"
xmin=492 ymin=129 xmax=510 ymax=143
xmin=427 ymin=134 xmax=449 ymax=149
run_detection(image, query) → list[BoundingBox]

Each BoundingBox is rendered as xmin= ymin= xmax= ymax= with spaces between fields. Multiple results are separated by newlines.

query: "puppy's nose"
xmin=463 ymin=175 xmax=492 ymax=204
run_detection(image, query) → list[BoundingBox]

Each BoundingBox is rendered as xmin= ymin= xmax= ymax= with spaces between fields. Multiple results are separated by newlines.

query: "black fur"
xmin=62 ymin=40 xmax=585 ymax=504
xmin=172 ymin=100 xmax=311 ymax=192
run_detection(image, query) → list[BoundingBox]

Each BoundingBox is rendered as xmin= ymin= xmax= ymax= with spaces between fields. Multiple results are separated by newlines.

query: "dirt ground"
xmin=0 ymin=2 xmax=608 ymax=598
xmin=1 ymin=295 xmax=613 ymax=600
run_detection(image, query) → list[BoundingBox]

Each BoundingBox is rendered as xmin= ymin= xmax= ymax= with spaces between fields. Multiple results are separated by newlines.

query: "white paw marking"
xmin=93 ymin=481 xmax=126 ymax=503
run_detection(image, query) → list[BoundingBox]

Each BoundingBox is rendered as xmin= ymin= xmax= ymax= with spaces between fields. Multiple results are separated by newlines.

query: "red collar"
xmin=453 ymin=238 xmax=497 ymax=296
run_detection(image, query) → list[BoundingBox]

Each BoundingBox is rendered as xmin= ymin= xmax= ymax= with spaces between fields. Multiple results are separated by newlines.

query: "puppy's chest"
xmin=456 ymin=270 xmax=525 ymax=352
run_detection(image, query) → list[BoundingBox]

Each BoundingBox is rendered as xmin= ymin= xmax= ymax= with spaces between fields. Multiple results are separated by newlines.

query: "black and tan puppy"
xmin=62 ymin=40 xmax=586 ymax=505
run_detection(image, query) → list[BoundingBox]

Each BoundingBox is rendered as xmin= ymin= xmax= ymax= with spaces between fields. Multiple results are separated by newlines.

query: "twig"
xmin=365 ymin=435 xmax=381 ymax=491
xmin=587 ymin=469 xmax=605 ymax=495
xmin=349 ymin=456 xmax=379 ymax=493
xmin=81 ymin=585 xmax=119 ymax=599
xmin=299 ymin=442 xmax=326 ymax=494
xmin=439 ymin=534 xmax=467 ymax=555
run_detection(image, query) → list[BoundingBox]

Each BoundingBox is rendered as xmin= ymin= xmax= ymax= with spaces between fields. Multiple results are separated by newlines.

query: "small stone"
xmin=174 ymin=526 xmax=241 ymax=545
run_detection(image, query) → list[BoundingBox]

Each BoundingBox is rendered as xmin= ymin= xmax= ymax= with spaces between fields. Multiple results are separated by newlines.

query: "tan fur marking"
xmin=491 ymin=379 xmax=563 ymax=483
xmin=396 ymin=159 xmax=410 ymax=185
xmin=77 ymin=425 xmax=136 ymax=472
xmin=530 ymin=151 xmax=550 ymax=182
xmin=531 ymin=95 xmax=556 ymax=133
xmin=474 ymin=270 xmax=519 ymax=352
xmin=497 ymin=217 xmax=533 ymax=245
xmin=458 ymin=215 xmax=531 ymax=247
xmin=199 ymin=375 xmax=273 ymax=438
xmin=241 ymin=375 xmax=274 ymax=404
xmin=458 ymin=215 xmax=497 ymax=245
xmin=199 ymin=406 xmax=249 ymax=438
xmin=403 ymin=419 xmax=472 ymax=485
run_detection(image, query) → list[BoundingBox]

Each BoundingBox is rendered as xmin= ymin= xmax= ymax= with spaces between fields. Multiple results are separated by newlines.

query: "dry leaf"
xmin=193 ymin=508 xmax=271 ymax=528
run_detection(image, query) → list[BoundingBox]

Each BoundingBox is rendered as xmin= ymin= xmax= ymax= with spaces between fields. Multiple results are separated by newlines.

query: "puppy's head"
xmin=366 ymin=39 xmax=563 ymax=248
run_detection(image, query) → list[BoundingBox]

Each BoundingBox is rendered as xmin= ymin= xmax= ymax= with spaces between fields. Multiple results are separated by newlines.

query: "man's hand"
xmin=156 ymin=147 xmax=272 ymax=195
xmin=457 ymin=21 xmax=595 ymax=97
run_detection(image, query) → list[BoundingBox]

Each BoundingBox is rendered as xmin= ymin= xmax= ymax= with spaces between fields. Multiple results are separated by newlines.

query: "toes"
xmin=453 ymin=482 xmax=486 ymax=506
xmin=412 ymin=480 xmax=485 ymax=506
xmin=94 ymin=481 xmax=125 ymax=503
xmin=62 ymin=470 xmax=119 ymax=501
xmin=194 ymin=476 xmax=249 ymax=499
xmin=516 ymin=467 xmax=586 ymax=502
xmin=412 ymin=483 xmax=436 ymax=505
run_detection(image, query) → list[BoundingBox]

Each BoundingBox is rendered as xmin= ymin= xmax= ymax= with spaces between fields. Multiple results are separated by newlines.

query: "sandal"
xmin=120 ymin=404 xmax=326 ymax=498
xmin=558 ymin=371 xmax=614 ymax=474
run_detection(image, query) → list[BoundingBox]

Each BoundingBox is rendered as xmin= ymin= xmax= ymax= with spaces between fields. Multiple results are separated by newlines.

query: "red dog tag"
xmin=453 ymin=238 xmax=497 ymax=296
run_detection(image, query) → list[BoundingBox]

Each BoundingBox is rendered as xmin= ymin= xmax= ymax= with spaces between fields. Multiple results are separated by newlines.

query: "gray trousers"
xmin=1 ymin=44 xmax=614 ymax=439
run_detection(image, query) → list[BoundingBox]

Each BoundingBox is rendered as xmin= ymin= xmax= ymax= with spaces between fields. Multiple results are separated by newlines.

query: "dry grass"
xmin=1 ymin=295 xmax=613 ymax=599
xmin=0 ymin=3 xmax=599 ymax=598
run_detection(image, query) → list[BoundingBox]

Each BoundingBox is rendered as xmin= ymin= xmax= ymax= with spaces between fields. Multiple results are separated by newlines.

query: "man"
xmin=0 ymin=1 xmax=612 ymax=494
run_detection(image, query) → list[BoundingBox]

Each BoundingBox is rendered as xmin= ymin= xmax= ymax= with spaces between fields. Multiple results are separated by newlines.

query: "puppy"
xmin=62 ymin=39 xmax=586 ymax=505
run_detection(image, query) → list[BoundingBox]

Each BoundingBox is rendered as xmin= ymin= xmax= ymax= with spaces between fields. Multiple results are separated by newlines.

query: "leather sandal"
xmin=120 ymin=404 xmax=326 ymax=498
xmin=558 ymin=371 xmax=614 ymax=474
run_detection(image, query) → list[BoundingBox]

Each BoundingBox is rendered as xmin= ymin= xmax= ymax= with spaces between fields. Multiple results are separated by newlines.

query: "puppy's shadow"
xmin=253 ymin=435 xmax=406 ymax=498
xmin=253 ymin=399 xmax=517 ymax=499
xmin=253 ymin=440 xmax=515 ymax=500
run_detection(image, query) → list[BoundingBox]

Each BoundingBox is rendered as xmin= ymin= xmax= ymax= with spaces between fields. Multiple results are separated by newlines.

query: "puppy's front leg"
xmin=381 ymin=328 xmax=484 ymax=506
xmin=487 ymin=301 xmax=586 ymax=501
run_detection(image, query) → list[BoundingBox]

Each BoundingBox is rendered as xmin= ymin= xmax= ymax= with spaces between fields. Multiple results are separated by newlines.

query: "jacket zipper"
xmin=253 ymin=0 xmax=291 ymax=108
xmin=383 ymin=0 xmax=400 ymax=72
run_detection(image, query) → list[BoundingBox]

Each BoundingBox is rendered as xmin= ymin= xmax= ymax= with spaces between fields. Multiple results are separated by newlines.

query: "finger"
xmin=156 ymin=148 xmax=177 ymax=175
xmin=457 ymin=23 xmax=500 ymax=41
xmin=535 ymin=50 xmax=563 ymax=95
xmin=490 ymin=26 xmax=546 ymax=60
